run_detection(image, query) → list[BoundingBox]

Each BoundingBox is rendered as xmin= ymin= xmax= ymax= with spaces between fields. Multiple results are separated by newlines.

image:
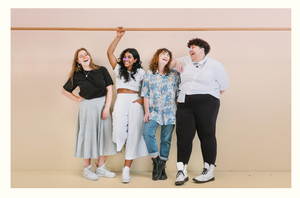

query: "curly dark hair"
xmin=187 ymin=38 xmax=210 ymax=55
xmin=117 ymin=48 xmax=142 ymax=83
xmin=149 ymin=48 xmax=172 ymax=75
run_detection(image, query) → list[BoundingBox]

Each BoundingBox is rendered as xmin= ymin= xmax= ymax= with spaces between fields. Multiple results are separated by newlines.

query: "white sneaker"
xmin=193 ymin=162 xmax=215 ymax=183
xmin=96 ymin=163 xmax=116 ymax=178
xmin=83 ymin=164 xmax=99 ymax=181
xmin=122 ymin=166 xmax=131 ymax=183
xmin=175 ymin=162 xmax=189 ymax=185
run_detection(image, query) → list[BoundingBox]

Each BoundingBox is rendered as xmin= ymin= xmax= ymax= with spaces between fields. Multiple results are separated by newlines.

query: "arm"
xmin=220 ymin=90 xmax=225 ymax=94
xmin=143 ymin=97 xmax=150 ymax=122
xmin=107 ymin=27 xmax=125 ymax=69
xmin=102 ymin=85 xmax=113 ymax=120
xmin=133 ymin=80 xmax=144 ymax=105
xmin=61 ymin=88 xmax=84 ymax=102
xmin=169 ymin=59 xmax=184 ymax=73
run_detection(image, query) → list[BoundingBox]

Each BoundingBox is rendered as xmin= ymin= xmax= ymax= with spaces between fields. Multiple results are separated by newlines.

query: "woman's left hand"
xmin=102 ymin=107 xmax=110 ymax=120
xmin=133 ymin=98 xmax=143 ymax=105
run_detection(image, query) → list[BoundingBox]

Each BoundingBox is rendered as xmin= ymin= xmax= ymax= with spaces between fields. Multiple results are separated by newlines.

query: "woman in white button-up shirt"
xmin=170 ymin=38 xmax=229 ymax=186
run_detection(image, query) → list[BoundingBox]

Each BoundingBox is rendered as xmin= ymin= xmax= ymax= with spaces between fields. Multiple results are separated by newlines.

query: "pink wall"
xmin=11 ymin=9 xmax=291 ymax=171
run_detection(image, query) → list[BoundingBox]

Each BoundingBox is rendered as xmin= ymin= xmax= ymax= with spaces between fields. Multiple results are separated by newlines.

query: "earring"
xmin=77 ymin=63 xmax=82 ymax=68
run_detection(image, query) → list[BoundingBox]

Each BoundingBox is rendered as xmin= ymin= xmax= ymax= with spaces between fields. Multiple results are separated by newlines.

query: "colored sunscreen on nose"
xmin=164 ymin=54 xmax=168 ymax=57
xmin=189 ymin=48 xmax=192 ymax=51
xmin=123 ymin=57 xmax=128 ymax=61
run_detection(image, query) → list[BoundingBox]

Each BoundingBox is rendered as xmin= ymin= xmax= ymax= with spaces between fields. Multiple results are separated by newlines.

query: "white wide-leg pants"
xmin=112 ymin=94 xmax=148 ymax=160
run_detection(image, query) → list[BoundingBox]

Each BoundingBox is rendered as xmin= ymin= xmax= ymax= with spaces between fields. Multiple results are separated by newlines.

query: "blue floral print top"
xmin=141 ymin=70 xmax=180 ymax=125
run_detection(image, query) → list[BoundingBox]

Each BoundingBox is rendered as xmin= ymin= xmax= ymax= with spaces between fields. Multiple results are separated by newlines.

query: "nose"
xmin=83 ymin=56 xmax=87 ymax=59
xmin=189 ymin=48 xmax=192 ymax=51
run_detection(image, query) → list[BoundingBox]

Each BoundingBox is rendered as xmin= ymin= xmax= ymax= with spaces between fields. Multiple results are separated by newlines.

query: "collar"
xmin=193 ymin=56 xmax=207 ymax=65
xmin=155 ymin=70 xmax=166 ymax=77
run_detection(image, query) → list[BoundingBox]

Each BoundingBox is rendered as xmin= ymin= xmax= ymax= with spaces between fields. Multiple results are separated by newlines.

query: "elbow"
xmin=61 ymin=88 xmax=68 ymax=96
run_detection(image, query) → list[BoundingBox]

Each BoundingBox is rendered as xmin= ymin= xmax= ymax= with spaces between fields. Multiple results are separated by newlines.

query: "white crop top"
xmin=114 ymin=64 xmax=145 ymax=92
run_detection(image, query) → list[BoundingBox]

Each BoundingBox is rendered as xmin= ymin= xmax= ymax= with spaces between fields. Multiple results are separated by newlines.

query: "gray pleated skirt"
xmin=74 ymin=96 xmax=117 ymax=159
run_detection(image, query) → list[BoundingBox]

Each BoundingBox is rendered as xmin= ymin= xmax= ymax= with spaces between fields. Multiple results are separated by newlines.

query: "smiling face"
xmin=122 ymin=52 xmax=137 ymax=70
xmin=189 ymin=44 xmax=205 ymax=62
xmin=158 ymin=51 xmax=170 ymax=66
xmin=77 ymin=50 xmax=90 ymax=67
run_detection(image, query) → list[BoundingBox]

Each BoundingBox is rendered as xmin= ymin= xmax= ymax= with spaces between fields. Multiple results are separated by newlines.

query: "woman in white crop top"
xmin=107 ymin=27 xmax=148 ymax=183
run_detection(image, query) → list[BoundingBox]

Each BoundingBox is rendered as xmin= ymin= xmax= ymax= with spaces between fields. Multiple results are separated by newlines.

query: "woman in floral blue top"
xmin=141 ymin=48 xmax=180 ymax=181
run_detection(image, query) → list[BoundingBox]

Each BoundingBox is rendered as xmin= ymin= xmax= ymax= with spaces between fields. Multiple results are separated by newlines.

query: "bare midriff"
xmin=117 ymin=88 xmax=138 ymax=94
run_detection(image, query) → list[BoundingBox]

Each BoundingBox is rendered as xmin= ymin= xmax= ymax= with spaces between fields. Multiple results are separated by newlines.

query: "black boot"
xmin=159 ymin=161 xmax=167 ymax=180
xmin=151 ymin=156 xmax=165 ymax=180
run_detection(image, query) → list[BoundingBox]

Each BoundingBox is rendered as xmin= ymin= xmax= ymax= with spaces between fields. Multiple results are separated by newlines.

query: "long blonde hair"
xmin=67 ymin=48 xmax=100 ymax=88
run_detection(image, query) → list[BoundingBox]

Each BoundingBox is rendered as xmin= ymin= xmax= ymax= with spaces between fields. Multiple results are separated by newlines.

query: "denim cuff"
xmin=160 ymin=156 xmax=168 ymax=161
xmin=149 ymin=151 xmax=159 ymax=157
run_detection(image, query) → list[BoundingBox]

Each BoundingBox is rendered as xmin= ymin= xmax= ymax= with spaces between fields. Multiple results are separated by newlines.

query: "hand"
xmin=77 ymin=97 xmax=84 ymax=102
xmin=102 ymin=107 xmax=110 ymax=120
xmin=176 ymin=61 xmax=184 ymax=73
xmin=117 ymin=27 xmax=125 ymax=37
xmin=143 ymin=112 xmax=150 ymax=122
xmin=133 ymin=98 xmax=143 ymax=105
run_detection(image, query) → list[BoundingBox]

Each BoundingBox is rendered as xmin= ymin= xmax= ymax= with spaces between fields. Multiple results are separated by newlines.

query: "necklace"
xmin=193 ymin=59 xmax=207 ymax=69
xmin=83 ymin=70 xmax=91 ymax=77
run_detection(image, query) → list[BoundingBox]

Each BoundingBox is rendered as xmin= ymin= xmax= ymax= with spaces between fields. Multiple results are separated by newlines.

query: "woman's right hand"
xmin=143 ymin=112 xmax=150 ymax=122
xmin=77 ymin=96 xmax=84 ymax=102
xmin=117 ymin=27 xmax=125 ymax=37
xmin=176 ymin=60 xmax=184 ymax=73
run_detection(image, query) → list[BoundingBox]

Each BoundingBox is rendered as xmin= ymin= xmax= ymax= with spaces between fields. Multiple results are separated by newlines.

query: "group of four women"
xmin=62 ymin=28 xmax=229 ymax=185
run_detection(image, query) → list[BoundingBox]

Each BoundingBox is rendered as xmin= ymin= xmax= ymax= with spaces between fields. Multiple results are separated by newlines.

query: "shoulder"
xmin=97 ymin=66 xmax=109 ymax=72
xmin=115 ymin=64 xmax=121 ymax=71
xmin=207 ymin=57 xmax=222 ymax=66
xmin=169 ymin=69 xmax=178 ymax=76
xmin=137 ymin=67 xmax=145 ymax=75
xmin=177 ymin=56 xmax=190 ymax=62
xmin=144 ymin=70 xmax=152 ymax=77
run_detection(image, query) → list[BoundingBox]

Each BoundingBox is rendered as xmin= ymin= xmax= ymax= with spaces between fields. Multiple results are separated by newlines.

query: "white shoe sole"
xmin=193 ymin=177 xmax=215 ymax=183
xmin=83 ymin=175 xmax=98 ymax=181
xmin=97 ymin=174 xmax=116 ymax=178
xmin=122 ymin=179 xmax=131 ymax=184
xmin=175 ymin=177 xmax=189 ymax=185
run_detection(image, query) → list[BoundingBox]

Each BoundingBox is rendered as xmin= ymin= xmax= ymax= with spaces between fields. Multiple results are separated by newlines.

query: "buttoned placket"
xmin=159 ymin=72 xmax=167 ymax=124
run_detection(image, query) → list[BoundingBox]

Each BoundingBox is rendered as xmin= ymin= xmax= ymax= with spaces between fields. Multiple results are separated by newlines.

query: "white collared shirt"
xmin=177 ymin=56 xmax=229 ymax=103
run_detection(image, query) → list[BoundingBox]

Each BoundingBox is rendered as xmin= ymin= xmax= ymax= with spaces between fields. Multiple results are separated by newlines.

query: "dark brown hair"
xmin=187 ymin=38 xmax=210 ymax=55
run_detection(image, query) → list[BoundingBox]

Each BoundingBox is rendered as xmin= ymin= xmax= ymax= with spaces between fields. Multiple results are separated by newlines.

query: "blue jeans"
xmin=142 ymin=120 xmax=175 ymax=161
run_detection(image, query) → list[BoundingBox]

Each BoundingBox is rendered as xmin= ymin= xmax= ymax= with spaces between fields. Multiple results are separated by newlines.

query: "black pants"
xmin=176 ymin=94 xmax=220 ymax=165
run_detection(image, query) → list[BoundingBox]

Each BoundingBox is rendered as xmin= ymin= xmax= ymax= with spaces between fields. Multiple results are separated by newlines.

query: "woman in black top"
xmin=62 ymin=48 xmax=117 ymax=181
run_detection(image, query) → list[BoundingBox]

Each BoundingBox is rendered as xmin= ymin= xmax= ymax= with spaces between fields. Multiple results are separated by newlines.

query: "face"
xmin=123 ymin=52 xmax=137 ymax=69
xmin=77 ymin=50 xmax=90 ymax=66
xmin=189 ymin=45 xmax=204 ymax=61
xmin=158 ymin=51 xmax=170 ymax=66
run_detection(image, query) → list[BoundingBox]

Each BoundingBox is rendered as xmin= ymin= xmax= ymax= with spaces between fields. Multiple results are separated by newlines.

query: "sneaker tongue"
xmin=204 ymin=162 xmax=210 ymax=169
xmin=176 ymin=162 xmax=184 ymax=170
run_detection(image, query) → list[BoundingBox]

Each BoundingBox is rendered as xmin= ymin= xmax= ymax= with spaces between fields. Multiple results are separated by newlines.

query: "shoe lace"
xmin=176 ymin=170 xmax=185 ymax=177
xmin=201 ymin=168 xmax=208 ymax=175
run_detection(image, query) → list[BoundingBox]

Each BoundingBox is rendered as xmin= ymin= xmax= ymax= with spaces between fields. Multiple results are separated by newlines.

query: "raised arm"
xmin=107 ymin=27 xmax=125 ymax=69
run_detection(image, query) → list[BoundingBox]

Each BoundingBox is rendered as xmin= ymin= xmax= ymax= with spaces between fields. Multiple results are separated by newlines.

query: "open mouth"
xmin=83 ymin=59 xmax=89 ymax=62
